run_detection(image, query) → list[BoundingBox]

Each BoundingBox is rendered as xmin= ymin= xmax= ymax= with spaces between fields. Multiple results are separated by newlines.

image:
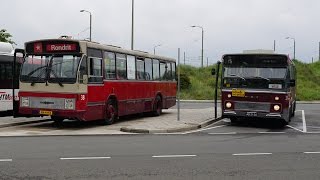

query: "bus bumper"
xmin=19 ymin=108 xmax=86 ymax=120
xmin=222 ymin=110 xmax=289 ymax=121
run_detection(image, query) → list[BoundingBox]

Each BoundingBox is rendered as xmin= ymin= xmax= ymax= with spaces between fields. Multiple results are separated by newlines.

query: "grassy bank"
xmin=179 ymin=60 xmax=320 ymax=101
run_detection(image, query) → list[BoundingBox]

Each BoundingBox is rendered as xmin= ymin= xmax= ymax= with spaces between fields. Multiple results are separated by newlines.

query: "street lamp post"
xmin=153 ymin=44 xmax=161 ymax=55
xmin=80 ymin=9 xmax=92 ymax=41
xmin=131 ymin=0 xmax=134 ymax=50
xmin=191 ymin=25 xmax=204 ymax=67
xmin=286 ymin=37 xmax=296 ymax=60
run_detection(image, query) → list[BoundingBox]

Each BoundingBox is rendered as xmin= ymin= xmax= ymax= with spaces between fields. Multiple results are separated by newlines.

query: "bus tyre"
xmin=105 ymin=100 xmax=117 ymax=125
xmin=153 ymin=96 xmax=162 ymax=116
xmin=291 ymin=102 xmax=296 ymax=117
xmin=51 ymin=116 xmax=64 ymax=124
xmin=230 ymin=117 xmax=238 ymax=124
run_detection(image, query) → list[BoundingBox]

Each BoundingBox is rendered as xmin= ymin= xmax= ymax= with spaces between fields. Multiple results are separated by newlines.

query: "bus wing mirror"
xmin=211 ymin=68 xmax=216 ymax=76
xmin=83 ymin=75 xmax=88 ymax=84
xmin=290 ymin=80 xmax=296 ymax=87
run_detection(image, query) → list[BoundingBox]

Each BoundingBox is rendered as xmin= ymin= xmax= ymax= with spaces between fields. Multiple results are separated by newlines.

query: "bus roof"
xmin=222 ymin=53 xmax=289 ymax=58
xmin=25 ymin=39 xmax=176 ymax=62
xmin=0 ymin=42 xmax=14 ymax=55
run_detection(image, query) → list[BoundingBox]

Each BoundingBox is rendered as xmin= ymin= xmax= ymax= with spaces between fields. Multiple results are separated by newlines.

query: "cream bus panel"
xmin=19 ymin=82 xmax=87 ymax=94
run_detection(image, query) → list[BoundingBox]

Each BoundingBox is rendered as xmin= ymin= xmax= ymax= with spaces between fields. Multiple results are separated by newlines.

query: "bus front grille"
xmin=234 ymin=101 xmax=270 ymax=112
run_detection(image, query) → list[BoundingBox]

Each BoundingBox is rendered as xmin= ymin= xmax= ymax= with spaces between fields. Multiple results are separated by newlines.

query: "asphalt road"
xmin=0 ymin=103 xmax=320 ymax=179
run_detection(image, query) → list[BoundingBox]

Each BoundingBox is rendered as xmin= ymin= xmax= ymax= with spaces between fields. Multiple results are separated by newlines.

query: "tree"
xmin=0 ymin=29 xmax=15 ymax=44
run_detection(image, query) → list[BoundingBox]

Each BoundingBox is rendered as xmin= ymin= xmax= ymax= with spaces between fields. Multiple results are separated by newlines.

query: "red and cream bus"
xmin=220 ymin=52 xmax=296 ymax=125
xmin=16 ymin=38 xmax=176 ymax=124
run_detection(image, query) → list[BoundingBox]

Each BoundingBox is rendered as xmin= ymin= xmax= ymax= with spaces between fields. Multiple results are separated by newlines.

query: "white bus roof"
xmin=0 ymin=42 xmax=14 ymax=55
xmin=243 ymin=49 xmax=275 ymax=54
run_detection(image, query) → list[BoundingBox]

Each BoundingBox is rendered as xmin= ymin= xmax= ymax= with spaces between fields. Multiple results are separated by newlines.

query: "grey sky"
xmin=2 ymin=0 xmax=320 ymax=65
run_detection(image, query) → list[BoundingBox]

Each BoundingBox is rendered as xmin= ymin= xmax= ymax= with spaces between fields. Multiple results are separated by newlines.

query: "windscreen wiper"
xmin=228 ymin=74 xmax=247 ymax=81
xmin=248 ymin=76 xmax=270 ymax=81
xmin=45 ymin=60 xmax=65 ymax=87
xmin=30 ymin=67 xmax=47 ymax=86
xmin=47 ymin=69 xmax=64 ymax=87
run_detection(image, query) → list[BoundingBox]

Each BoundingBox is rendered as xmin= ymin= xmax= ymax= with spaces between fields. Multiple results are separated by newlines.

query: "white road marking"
xmin=184 ymin=124 xmax=227 ymax=134
xmin=286 ymin=110 xmax=306 ymax=133
xmin=60 ymin=157 xmax=111 ymax=160
xmin=208 ymin=132 xmax=237 ymax=135
xmin=152 ymin=155 xmax=197 ymax=158
xmin=286 ymin=125 xmax=304 ymax=133
xmin=305 ymin=132 xmax=320 ymax=134
xmin=0 ymin=159 xmax=12 ymax=162
xmin=258 ymin=132 xmax=286 ymax=134
xmin=304 ymin=152 xmax=320 ymax=154
xmin=233 ymin=153 xmax=272 ymax=156
xmin=301 ymin=110 xmax=307 ymax=132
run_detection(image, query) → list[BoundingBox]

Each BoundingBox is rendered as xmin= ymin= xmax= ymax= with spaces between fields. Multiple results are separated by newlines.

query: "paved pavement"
xmin=0 ymin=104 xmax=220 ymax=136
xmin=120 ymin=108 xmax=220 ymax=133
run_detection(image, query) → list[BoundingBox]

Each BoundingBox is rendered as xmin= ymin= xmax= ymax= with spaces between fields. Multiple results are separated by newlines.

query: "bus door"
xmin=13 ymin=49 xmax=25 ymax=117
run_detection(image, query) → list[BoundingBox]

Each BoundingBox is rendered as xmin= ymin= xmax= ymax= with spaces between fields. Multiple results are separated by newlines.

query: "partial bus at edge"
xmin=220 ymin=53 xmax=296 ymax=125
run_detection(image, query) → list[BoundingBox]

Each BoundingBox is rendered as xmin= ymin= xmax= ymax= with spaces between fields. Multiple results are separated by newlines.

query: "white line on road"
xmin=304 ymin=152 xmax=320 ymax=154
xmin=285 ymin=110 xmax=306 ymax=133
xmin=60 ymin=157 xmax=111 ymax=160
xmin=184 ymin=124 xmax=227 ymax=134
xmin=301 ymin=110 xmax=307 ymax=132
xmin=0 ymin=159 xmax=12 ymax=162
xmin=286 ymin=125 xmax=304 ymax=133
xmin=152 ymin=155 xmax=197 ymax=158
xmin=233 ymin=153 xmax=272 ymax=156
xmin=208 ymin=132 xmax=237 ymax=135
xmin=258 ymin=132 xmax=286 ymax=134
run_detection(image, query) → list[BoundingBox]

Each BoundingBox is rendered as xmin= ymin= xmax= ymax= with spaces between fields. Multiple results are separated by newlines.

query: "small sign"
xmin=39 ymin=110 xmax=53 ymax=116
xmin=232 ymin=89 xmax=245 ymax=97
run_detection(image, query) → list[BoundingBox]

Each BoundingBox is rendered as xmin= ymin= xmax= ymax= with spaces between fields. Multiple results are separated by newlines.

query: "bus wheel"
xmin=153 ymin=96 xmax=162 ymax=116
xmin=105 ymin=100 xmax=117 ymax=125
xmin=51 ymin=116 xmax=64 ymax=124
xmin=230 ymin=117 xmax=238 ymax=124
xmin=291 ymin=102 xmax=296 ymax=117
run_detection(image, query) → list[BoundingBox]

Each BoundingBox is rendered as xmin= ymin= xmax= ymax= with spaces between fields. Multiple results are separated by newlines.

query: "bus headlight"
xmin=273 ymin=105 xmax=280 ymax=111
xmin=226 ymin=102 xmax=232 ymax=108
xmin=64 ymin=99 xmax=75 ymax=110
xmin=275 ymin=96 xmax=279 ymax=101
xmin=21 ymin=97 xmax=29 ymax=107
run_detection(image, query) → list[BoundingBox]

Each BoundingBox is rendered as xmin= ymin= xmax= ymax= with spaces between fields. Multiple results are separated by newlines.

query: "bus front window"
xmin=48 ymin=55 xmax=82 ymax=84
xmin=20 ymin=55 xmax=50 ymax=83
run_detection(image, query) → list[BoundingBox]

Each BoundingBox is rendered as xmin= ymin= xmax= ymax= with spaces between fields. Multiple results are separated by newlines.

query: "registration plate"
xmin=39 ymin=110 xmax=53 ymax=116
xmin=246 ymin=112 xmax=257 ymax=117
xmin=232 ymin=89 xmax=245 ymax=97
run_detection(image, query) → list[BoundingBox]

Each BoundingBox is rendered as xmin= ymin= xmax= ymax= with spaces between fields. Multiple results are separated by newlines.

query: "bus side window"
xmin=116 ymin=53 xmax=127 ymax=80
xmin=104 ymin=51 xmax=116 ymax=79
xmin=145 ymin=58 xmax=153 ymax=80
xmin=89 ymin=57 xmax=103 ymax=83
xmin=171 ymin=62 xmax=176 ymax=81
xmin=136 ymin=58 xmax=145 ymax=80
xmin=152 ymin=59 xmax=160 ymax=80
xmin=160 ymin=62 xmax=167 ymax=81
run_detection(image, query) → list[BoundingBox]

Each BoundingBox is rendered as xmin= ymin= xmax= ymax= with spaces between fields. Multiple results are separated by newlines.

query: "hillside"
xmin=179 ymin=60 xmax=320 ymax=101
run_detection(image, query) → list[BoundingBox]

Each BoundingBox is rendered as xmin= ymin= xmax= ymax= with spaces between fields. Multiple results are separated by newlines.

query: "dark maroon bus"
xmin=221 ymin=53 xmax=296 ymax=125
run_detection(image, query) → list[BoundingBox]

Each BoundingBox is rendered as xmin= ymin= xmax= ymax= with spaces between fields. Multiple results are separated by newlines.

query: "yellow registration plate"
xmin=232 ymin=89 xmax=245 ymax=97
xmin=39 ymin=110 xmax=53 ymax=116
